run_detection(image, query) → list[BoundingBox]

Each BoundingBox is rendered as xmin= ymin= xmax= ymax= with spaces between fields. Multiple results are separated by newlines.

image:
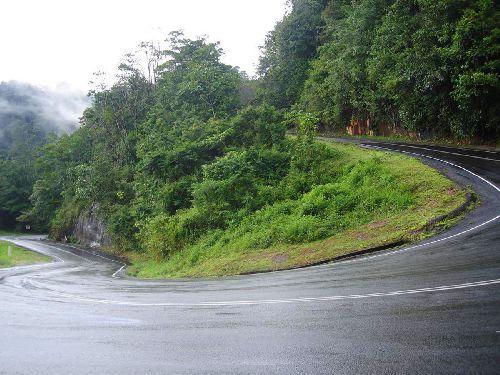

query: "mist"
xmin=0 ymin=81 xmax=90 ymax=151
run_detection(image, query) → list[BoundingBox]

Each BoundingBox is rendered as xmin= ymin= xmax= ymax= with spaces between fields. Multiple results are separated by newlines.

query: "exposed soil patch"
xmin=368 ymin=219 xmax=388 ymax=229
xmin=272 ymin=253 xmax=288 ymax=264
xmin=354 ymin=232 xmax=370 ymax=240
xmin=301 ymin=248 xmax=317 ymax=257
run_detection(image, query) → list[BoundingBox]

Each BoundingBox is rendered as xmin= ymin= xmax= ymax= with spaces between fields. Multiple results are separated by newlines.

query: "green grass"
xmin=128 ymin=140 xmax=468 ymax=278
xmin=0 ymin=229 xmax=19 ymax=236
xmin=0 ymin=241 xmax=51 ymax=268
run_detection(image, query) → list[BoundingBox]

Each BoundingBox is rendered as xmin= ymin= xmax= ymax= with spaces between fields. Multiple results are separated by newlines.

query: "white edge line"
xmin=112 ymin=265 xmax=126 ymax=278
xmin=382 ymin=142 xmax=500 ymax=162
xmin=0 ymin=239 xmax=65 ymax=267
xmin=63 ymin=243 xmax=123 ymax=264
xmin=38 ymin=278 xmax=500 ymax=307
xmin=328 ymin=144 xmax=500 ymax=265
xmin=418 ymin=143 xmax=500 ymax=155
xmin=363 ymin=144 xmax=500 ymax=192
xmin=247 ymin=143 xmax=500 ymax=274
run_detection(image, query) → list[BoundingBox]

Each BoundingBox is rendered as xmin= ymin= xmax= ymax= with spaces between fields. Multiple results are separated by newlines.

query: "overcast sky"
xmin=0 ymin=0 xmax=287 ymax=92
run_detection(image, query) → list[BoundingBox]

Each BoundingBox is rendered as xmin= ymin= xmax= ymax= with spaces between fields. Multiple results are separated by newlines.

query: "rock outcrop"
xmin=73 ymin=205 xmax=111 ymax=248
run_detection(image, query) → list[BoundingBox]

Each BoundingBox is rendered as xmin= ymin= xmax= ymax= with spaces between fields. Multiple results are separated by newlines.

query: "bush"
xmin=107 ymin=205 xmax=139 ymax=251
xmin=49 ymin=200 xmax=84 ymax=240
xmin=190 ymin=156 xmax=415 ymax=252
xmin=192 ymin=147 xmax=291 ymax=223
xmin=230 ymin=105 xmax=285 ymax=147
xmin=139 ymin=207 xmax=219 ymax=260
xmin=139 ymin=214 xmax=187 ymax=261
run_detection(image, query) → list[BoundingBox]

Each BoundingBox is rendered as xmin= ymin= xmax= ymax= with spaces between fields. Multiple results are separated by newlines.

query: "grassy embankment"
xmin=128 ymin=140 xmax=468 ymax=278
xmin=0 ymin=241 xmax=50 ymax=268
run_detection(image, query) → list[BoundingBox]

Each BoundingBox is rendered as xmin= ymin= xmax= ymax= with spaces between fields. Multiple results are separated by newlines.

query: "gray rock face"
xmin=73 ymin=205 xmax=111 ymax=248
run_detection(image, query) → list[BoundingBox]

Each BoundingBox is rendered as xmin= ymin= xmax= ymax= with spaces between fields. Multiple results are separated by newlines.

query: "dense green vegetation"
xmin=17 ymin=28 xmax=465 ymax=276
xmin=0 ymin=241 xmax=50 ymax=268
xmin=129 ymin=140 xmax=466 ymax=277
xmin=0 ymin=82 xmax=85 ymax=230
xmin=2 ymin=0 xmax=496 ymax=275
xmin=259 ymin=0 xmax=499 ymax=139
xmin=0 ymin=83 xmax=55 ymax=229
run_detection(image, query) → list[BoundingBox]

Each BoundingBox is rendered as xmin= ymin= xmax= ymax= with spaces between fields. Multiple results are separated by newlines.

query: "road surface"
xmin=1 ymin=141 xmax=499 ymax=374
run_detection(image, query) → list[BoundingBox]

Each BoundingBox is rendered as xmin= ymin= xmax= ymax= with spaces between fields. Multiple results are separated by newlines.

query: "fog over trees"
xmin=0 ymin=81 xmax=88 ymax=228
xmin=0 ymin=81 xmax=88 ymax=153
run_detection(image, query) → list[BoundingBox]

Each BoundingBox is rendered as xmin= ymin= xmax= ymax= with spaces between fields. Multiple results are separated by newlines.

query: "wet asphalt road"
xmin=1 ymin=140 xmax=499 ymax=374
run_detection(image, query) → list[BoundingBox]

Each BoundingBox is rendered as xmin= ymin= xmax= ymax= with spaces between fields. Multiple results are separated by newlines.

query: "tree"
xmin=134 ymin=33 xmax=242 ymax=217
xmin=138 ymin=41 xmax=163 ymax=86
xmin=301 ymin=0 xmax=393 ymax=129
xmin=257 ymin=0 xmax=327 ymax=108
xmin=448 ymin=0 xmax=500 ymax=138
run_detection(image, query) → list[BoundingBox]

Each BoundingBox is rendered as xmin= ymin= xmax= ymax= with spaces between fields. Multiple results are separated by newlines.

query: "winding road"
xmin=1 ymin=140 xmax=499 ymax=374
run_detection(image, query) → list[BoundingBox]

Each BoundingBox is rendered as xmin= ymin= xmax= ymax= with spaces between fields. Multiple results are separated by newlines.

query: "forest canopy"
xmin=0 ymin=82 xmax=87 ymax=228
xmin=259 ymin=0 xmax=499 ymax=139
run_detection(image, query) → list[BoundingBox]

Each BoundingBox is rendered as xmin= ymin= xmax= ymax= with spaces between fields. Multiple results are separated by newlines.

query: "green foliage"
xmin=448 ymin=0 xmax=500 ymax=137
xmin=134 ymin=102 xmax=289 ymax=256
xmin=155 ymin=32 xmax=241 ymax=121
xmin=219 ymin=156 xmax=413 ymax=249
xmin=192 ymin=147 xmax=290 ymax=218
xmin=0 ymin=88 xmax=45 ymax=228
xmin=257 ymin=0 xmax=327 ymax=108
xmin=139 ymin=213 xmax=187 ymax=261
xmin=20 ymin=128 xmax=92 ymax=231
xmin=133 ymin=34 xmax=243 ymax=221
xmin=107 ymin=204 xmax=138 ymax=250
xmin=0 ymin=241 xmax=50 ymax=268
xmin=131 ymin=140 xmax=460 ymax=278
xmin=285 ymin=110 xmax=321 ymax=172
xmin=301 ymin=0 xmax=392 ymax=128
xmin=264 ymin=0 xmax=500 ymax=139
xmin=22 ymin=51 xmax=154 ymax=238
xmin=366 ymin=0 xmax=458 ymax=134
xmin=48 ymin=199 xmax=84 ymax=240
xmin=0 ymin=81 xmax=87 ymax=229
xmin=229 ymin=104 xmax=285 ymax=147
xmin=14 ymin=16 xmax=485 ymax=278
xmin=0 ymin=158 xmax=36 ymax=226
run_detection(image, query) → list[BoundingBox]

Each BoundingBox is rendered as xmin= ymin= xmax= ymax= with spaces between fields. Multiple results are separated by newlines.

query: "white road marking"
xmin=336 ymin=214 xmax=500 ymax=267
xmin=63 ymin=243 xmax=123 ymax=264
xmin=0 ymin=261 xmax=61 ymax=273
xmin=37 ymin=243 xmax=91 ymax=263
xmin=38 ymin=278 xmax=500 ymax=307
xmin=112 ymin=264 xmax=126 ymax=278
xmin=382 ymin=143 xmax=500 ymax=162
xmin=363 ymin=144 xmax=500 ymax=191
xmin=423 ymin=143 xmax=500 ymax=155
xmin=62 ymin=243 xmax=127 ymax=278
xmin=323 ymin=144 xmax=499 ymax=266
xmin=9 ymin=142 xmax=499 ymax=280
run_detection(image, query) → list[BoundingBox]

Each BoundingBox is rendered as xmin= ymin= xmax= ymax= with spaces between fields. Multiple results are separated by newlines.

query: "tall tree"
xmin=448 ymin=0 xmax=500 ymax=138
xmin=301 ymin=0 xmax=392 ymax=128
xmin=257 ymin=0 xmax=327 ymax=108
xmin=134 ymin=33 xmax=242 ymax=217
